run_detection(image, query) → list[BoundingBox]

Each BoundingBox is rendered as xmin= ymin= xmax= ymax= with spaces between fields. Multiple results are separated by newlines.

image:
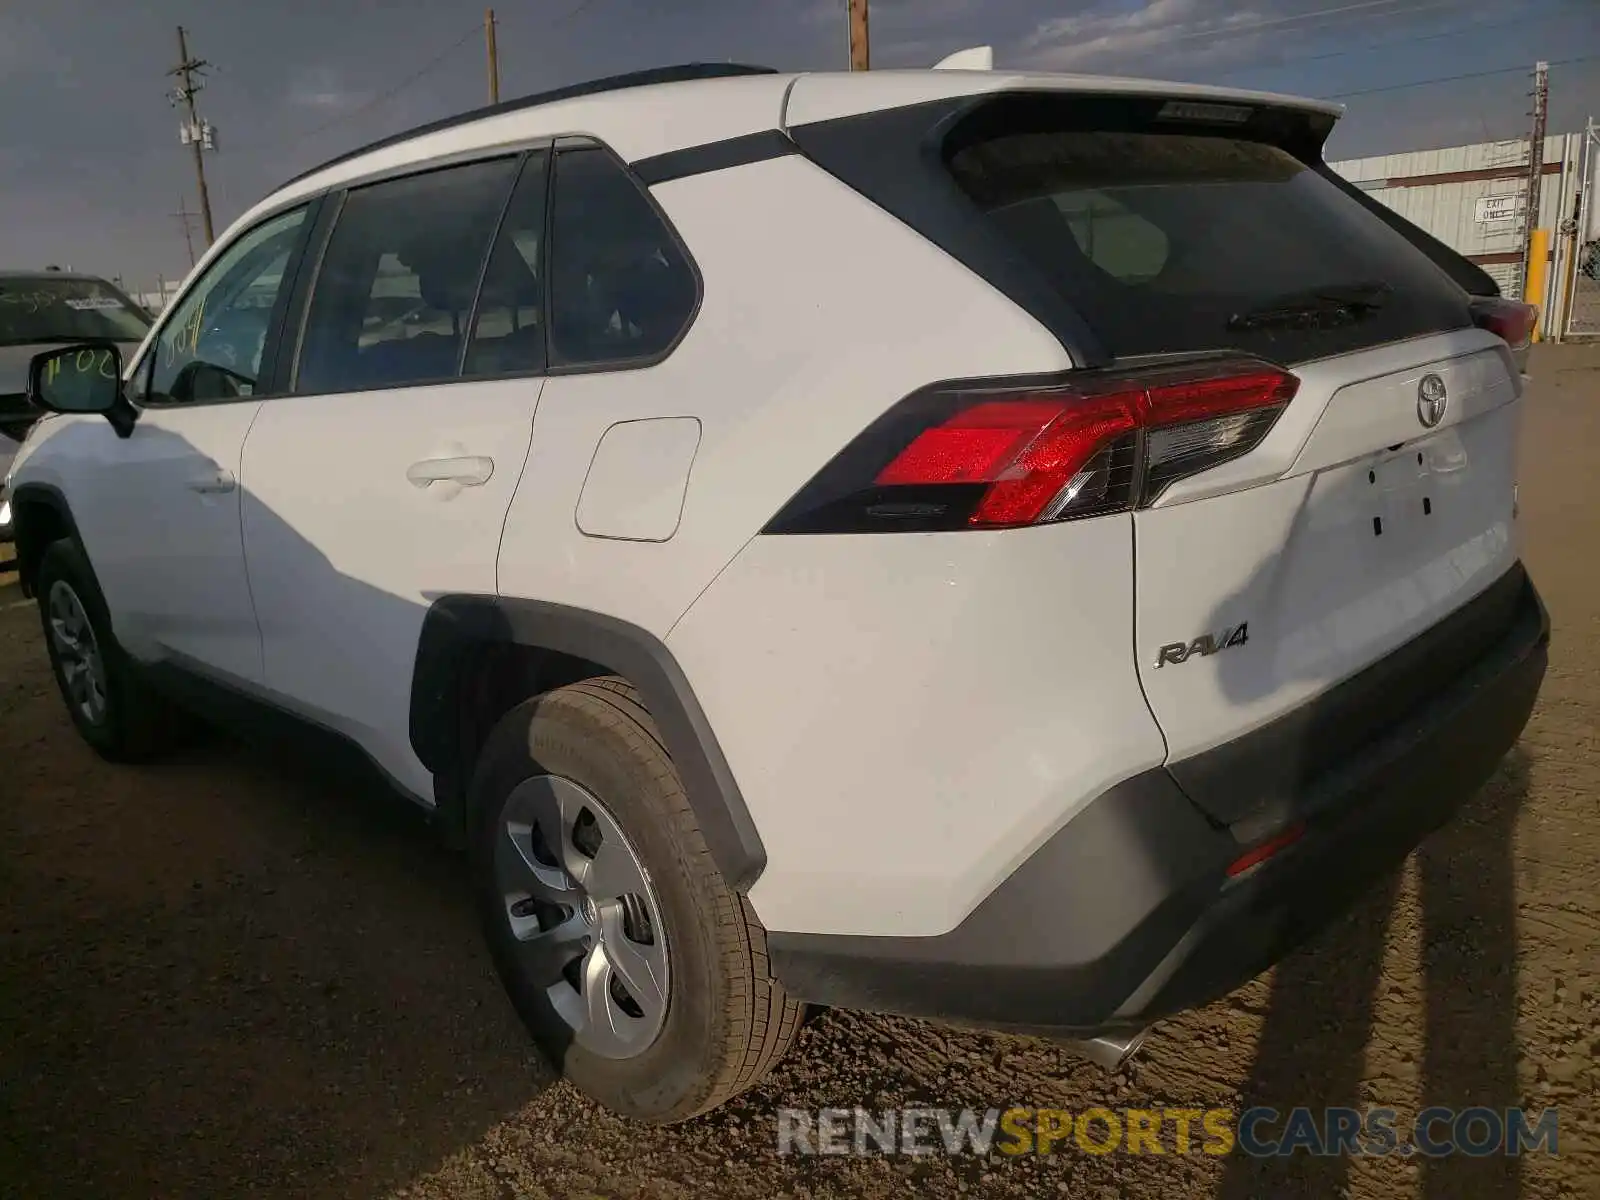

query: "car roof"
xmin=268 ymin=63 xmax=1341 ymax=200
xmin=282 ymin=62 xmax=783 ymax=189
xmin=210 ymin=63 xmax=1341 ymax=278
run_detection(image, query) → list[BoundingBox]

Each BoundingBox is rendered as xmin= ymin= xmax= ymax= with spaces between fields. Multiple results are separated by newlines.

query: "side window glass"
xmin=547 ymin=146 xmax=697 ymax=368
xmin=463 ymin=150 xmax=549 ymax=376
xmin=294 ymin=157 xmax=518 ymax=394
xmin=146 ymin=206 xmax=307 ymax=405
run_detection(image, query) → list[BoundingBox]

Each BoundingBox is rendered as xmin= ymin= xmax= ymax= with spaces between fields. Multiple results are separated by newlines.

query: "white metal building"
xmin=1329 ymin=130 xmax=1592 ymax=338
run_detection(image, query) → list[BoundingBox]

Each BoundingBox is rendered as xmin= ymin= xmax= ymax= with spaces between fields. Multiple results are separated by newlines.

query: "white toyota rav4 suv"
xmin=8 ymin=63 xmax=1549 ymax=1123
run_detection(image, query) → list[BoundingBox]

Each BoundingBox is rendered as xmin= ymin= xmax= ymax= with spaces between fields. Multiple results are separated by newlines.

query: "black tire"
xmin=469 ymin=676 xmax=802 ymax=1123
xmin=35 ymin=538 xmax=190 ymax=762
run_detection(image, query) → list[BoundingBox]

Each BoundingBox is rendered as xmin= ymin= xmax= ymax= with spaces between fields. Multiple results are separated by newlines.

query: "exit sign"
xmin=1475 ymin=194 xmax=1526 ymax=223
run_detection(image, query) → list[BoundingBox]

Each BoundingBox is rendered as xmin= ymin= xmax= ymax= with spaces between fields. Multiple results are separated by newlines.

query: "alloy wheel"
xmin=46 ymin=580 xmax=108 ymax=726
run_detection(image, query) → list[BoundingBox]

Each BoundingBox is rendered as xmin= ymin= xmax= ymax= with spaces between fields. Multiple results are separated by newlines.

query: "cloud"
xmin=802 ymin=0 xmax=980 ymax=25
xmin=285 ymin=67 xmax=367 ymax=111
xmin=295 ymin=91 xmax=354 ymax=110
xmin=1011 ymin=0 xmax=1451 ymax=77
xmin=1017 ymin=0 xmax=1281 ymax=73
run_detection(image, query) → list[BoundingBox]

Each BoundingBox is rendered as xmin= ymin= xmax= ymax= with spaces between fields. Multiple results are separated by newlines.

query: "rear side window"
xmin=946 ymin=123 xmax=1472 ymax=364
xmin=547 ymin=146 xmax=697 ymax=368
xmin=295 ymin=157 xmax=518 ymax=394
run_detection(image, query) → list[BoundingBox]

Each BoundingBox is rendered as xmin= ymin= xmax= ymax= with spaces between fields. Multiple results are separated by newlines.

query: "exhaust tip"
xmin=1062 ymin=1028 xmax=1150 ymax=1071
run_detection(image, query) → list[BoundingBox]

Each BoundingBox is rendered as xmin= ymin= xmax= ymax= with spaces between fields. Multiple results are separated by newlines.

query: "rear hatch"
xmin=791 ymin=85 xmax=1531 ymax=824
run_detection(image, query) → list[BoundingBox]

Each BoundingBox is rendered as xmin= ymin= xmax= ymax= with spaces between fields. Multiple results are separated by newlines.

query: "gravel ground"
xmin=1 ymin=344 xmax=1597 ymax=1200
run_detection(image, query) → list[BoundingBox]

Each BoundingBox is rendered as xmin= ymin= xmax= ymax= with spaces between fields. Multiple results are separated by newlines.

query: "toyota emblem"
xmin=1417 ymin=374 xmax=1448 ymax=428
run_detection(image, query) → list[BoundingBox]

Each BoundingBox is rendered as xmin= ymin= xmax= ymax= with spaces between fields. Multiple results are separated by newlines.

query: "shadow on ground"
xmin=1216 ymin=746 xmax=1532 ymax=1200
xmin=0 ymin=677 xmax=556 ymax=1199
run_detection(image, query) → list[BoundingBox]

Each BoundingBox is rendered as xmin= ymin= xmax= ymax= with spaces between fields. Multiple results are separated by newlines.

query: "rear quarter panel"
xmin=495 ymin=151 xmax=1071 ymax=634
xmin=669 ymin=521 xmax=1168 ymax=939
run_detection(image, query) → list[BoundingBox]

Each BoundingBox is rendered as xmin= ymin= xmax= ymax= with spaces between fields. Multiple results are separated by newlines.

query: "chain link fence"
xmin=1565 ymin=239 xmax=1600 ymax=339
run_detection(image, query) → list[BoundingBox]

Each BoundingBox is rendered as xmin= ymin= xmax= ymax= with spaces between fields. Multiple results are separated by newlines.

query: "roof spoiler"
xmin=932 ymin=46 xmax=993 ymax=71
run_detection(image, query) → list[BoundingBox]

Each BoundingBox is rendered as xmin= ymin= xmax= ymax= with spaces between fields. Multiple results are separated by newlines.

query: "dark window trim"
xmin=458 ymin=148 xmax=550 ymax=377
xmin=789 ymin=96 xmax=1114 ymax=369
xmin=285 ymin=188 xmax=347 ymax=395
xmin=540 ymin=135 xmax=558 ymax=373
xmin=262 ymin=193 xmax=342 ymax=395
xmin=133 ymin=197 xmax=324 ymax=412
xmin=299 ymin=140 xmax=553 ymax=205
xmin=631 ymin=129 xmax=798 ymax=186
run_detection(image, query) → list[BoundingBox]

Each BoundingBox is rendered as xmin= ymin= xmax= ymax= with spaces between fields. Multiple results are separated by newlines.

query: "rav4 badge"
xmin=1155 ymin=623 xmax=1249 ymax=668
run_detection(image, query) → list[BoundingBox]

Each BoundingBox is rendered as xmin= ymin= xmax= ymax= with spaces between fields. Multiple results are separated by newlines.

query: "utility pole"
xmin=169 ymin=26 xmax=216 ymax=247
xmin=1523 ymin=61 xmax=1550 ymax=292
xmin=486 ymin=9 xmax=501 ymax=104
xmin=174 ymin=197 xmax=199 ymax=269
xmin=1517 ymin=60 xmax=1551 ymax=333
xmin=848 ymin=0 xmax=870 ymax=71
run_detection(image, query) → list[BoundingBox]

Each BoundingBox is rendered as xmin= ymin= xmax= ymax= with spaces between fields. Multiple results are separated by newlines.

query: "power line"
xmin=1061 ymin=0 xmax=1453 ymax=54
xmin=1321 ymin=52 xmax=1600 ymax=100
xmin=288 ymin=23 xmax=483 ymax=145
xmin=270 ymin=0 xmax=609 ymax=152
xmin=1216 ymin=2 xmax=1559 ymax=77
xmin=551 ymin=0 xmax=609 ymax=28
xmin=172 ymin=198 xmax=200 ymax=269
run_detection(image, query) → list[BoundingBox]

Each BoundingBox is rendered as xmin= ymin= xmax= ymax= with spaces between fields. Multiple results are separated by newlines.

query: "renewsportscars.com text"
xmin=776 ymin=1105 xmax=1560 ymax=1159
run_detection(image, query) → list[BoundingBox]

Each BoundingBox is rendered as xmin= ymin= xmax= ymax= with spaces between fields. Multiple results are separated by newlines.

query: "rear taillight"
xmin=765 ymin=358 xmax=1298 ymax=534
xmin=1470 ymin=297 xmax=1537 ymax=351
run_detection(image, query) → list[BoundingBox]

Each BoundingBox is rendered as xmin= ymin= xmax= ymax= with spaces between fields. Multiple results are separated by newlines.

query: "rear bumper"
xmin=767 ymin=562 xmax=1549 ymax=1034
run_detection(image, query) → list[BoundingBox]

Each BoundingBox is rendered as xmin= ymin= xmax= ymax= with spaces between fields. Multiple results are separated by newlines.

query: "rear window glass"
xmin=946 ymin=128 xmax=1471 ymax=364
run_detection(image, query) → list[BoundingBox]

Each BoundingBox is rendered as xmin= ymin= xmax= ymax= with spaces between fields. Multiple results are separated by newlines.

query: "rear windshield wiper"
xmin=1227 ymin=280 xmax=1394 ymax=331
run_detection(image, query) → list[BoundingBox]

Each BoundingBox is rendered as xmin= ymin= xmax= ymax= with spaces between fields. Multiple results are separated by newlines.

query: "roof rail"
xmin=280 ymin=62 xmax=781 ymax=190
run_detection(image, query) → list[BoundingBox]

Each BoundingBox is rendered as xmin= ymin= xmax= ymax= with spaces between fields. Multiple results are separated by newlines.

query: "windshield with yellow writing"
xmin=0 ymin=277 xmax=152 ymax=347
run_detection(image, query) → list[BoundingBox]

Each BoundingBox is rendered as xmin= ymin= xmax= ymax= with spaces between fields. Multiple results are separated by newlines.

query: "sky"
xmin=2 ymin=0 xmax=1596 ymax=287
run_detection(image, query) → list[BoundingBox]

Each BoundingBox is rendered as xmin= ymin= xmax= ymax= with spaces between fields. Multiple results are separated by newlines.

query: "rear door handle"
xmin=187 ymin=468 xmax=236 ymax=495
xmin=406 ymin=456 xmax=495 ymax=488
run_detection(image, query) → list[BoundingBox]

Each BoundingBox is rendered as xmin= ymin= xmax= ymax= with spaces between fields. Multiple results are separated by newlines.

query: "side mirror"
xmin=27 ymin=343 xmax=137 ymax=438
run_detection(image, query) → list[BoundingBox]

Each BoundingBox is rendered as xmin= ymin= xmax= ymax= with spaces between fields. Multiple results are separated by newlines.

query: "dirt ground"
xmin=1 ymin=345 xmax=1597 ymax=1200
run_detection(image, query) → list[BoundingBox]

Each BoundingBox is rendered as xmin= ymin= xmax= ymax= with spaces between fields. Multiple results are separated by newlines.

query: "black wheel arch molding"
xmin=6 ymin=481 xmax=86 ymax=599
xmin=410 ymin=594 xmax=768 ymax=892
